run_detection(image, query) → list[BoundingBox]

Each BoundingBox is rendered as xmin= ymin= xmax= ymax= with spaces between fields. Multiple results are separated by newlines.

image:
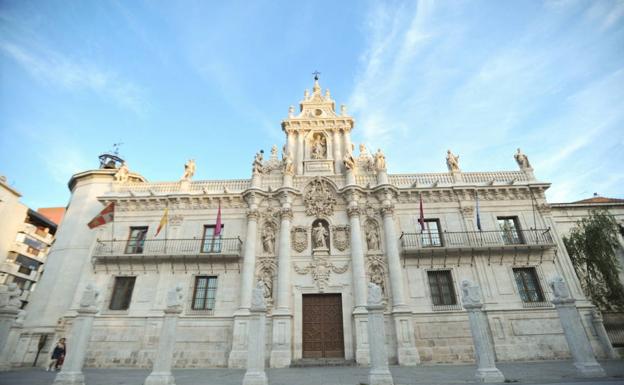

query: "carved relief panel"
xmin=291 ymin=226 xmax=308 ymax=253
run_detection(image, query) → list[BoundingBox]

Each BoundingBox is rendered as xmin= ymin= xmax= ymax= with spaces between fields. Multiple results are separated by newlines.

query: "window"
xmin=427 ymin=270 xmax=457 ymax=306
xmin=109 ymin=276 xmax=136 ymax=310
xmin=513 ymin=268 xmax=544 ymax=303
xmin=125 ymin=227 xmax=148 ymax=254
xmin=421 ymin=219 xmax=442 ymax=247
xmin=192 ymin=276 xmax=217 ymax=310
xmin=202 ymin=225 xmax=223 ymax=253
xmin=497 ymin=217 xmax=523 ymax=245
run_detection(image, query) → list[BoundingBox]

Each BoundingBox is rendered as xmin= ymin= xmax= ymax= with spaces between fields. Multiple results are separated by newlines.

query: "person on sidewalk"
xmin=47 ymin=338 xmax=66 ymax=371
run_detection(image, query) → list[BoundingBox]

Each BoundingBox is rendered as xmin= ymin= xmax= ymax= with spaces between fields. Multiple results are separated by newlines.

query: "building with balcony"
xmin=0 ymin=176 xmax=62 ymax=307
xmin=8 ymin=78 xmax=613 ymax=369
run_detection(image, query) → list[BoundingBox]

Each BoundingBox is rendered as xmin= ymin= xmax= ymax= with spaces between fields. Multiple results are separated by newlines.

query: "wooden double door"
xmin=302 ymin=294 xmax=345 ymax=358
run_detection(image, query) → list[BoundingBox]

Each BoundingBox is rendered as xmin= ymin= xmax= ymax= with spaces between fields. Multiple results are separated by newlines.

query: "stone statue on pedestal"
xmin=374 ymin=149 xmax=386 ymax=171
xmin=312 ymin=222 xmax=328 ymax=249
xmin=446 ymin=150 xmax=460 ymax=172
xmin=181 ymin=159 xmax=196 ymax=181
xmin=514 ymin=148 xmax=531 ymax=169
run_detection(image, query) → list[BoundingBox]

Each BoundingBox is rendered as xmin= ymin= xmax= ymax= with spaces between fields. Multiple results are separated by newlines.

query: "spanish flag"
xmin=155 ymin=208 xmax=169 ymax=237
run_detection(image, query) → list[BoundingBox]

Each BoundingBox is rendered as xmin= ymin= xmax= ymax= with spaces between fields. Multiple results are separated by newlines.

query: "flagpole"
xmin=111 ymin=202 xmax=115 ymax=254
xmin=164 ymin=200 xmax=169 ymax=254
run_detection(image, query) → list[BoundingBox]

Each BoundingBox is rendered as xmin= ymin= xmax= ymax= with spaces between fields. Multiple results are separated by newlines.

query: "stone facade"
xmin=7 ymin=78 xmax=610 ymax=369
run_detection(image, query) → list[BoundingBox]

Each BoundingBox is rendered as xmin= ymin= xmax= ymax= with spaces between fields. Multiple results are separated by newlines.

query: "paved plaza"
xmin=1 ymin=360 xmax=623 ymax=385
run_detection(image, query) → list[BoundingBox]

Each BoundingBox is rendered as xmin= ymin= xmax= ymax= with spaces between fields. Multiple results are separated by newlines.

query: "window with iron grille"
xmin=427 ymin=270 xmax=457 ymax=306
xmin=109 ymin=276 xmax=136 ymax=310
xmin=497 ymin=216 xmax=523 ymax=245
xmin=202 ymin=225 xmax=223 ymax=253
xmin=513 ymin=267 xmax=544 ymax=303
xmin=192 ymin=276 xmax=218 ymax=310
xmin=125 ymin=227 xmax=148 ymax=254
xmin=421 ymin=219 xmax=442 ymax=247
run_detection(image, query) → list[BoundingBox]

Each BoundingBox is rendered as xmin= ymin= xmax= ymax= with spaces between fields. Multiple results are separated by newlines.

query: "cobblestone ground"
xmin=0 ymin=360 xmax=623 ymax=385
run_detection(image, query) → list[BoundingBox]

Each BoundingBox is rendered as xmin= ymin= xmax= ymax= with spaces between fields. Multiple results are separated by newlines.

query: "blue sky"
xmin=1 ymin=0 xmax=623 ymax=209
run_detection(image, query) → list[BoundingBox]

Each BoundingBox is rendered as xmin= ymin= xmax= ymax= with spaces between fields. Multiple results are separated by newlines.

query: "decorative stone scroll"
xmin=303 ymin=178 xmax=337 ymax=217
xmin=294 ymin=255 xmax=349 ymax=291
xmin=332 ymin=226 xmax=350 ymax=251
xmin=290 ymin=226 xmax=308 ymax=253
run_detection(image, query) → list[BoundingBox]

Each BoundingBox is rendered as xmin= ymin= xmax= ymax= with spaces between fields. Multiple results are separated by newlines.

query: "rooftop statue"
xmin=343 ymin=143 xmax=356 ymax=170
xmin=446 ymin=150 xmax=460 ymax=172
xmin=114 ymin=162 xmax=130 ymax=183
xmin=252 ymin=150 xmax=264 ymax=175
xmin=514 ymin=148 xmax=531 ymax=169
xmin=181 ymin=159 xmax=196 ymax=181
xmin=374 ymin=149 xmax=386 ymax=171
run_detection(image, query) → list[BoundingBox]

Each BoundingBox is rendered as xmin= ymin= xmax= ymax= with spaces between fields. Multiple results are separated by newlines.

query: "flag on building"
xmin=418 ymin=194 xmax=425 ymax=232
xmin=87 ymin=202 xmax=115 ymax=229
xmin=475 ymin=192 xmax=482 ymax=231
xmin=155 ymin=208 xmax=169 ymax=237
xmin=214 ymin=203 xmax=222 ymax=237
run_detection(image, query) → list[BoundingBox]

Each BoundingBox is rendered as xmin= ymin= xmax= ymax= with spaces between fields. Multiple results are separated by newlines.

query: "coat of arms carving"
xmin=303 ymin=178 xmax=337 ymax=217
xmin=291 ymin=226 xmax=308 ymax=253
xmin=332 ymin=225 xmax=350 ymax=251
xmin=294 ymin=255 xmax=349 ymax=292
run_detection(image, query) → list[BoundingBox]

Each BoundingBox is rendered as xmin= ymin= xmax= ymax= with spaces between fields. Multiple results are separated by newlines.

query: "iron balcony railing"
xmin=92 ymin=237 xmax=243 ymax=258
xmin=400 ymin=228 xmax=555 ymax=250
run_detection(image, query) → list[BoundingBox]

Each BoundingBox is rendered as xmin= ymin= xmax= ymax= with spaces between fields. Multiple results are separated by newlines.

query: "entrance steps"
xmin=290 ymin=358 xmax=356 ymax=367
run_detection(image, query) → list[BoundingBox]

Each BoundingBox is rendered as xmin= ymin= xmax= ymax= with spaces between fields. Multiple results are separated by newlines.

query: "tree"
xmin=563 ymin=210 xmax=624 ymax=310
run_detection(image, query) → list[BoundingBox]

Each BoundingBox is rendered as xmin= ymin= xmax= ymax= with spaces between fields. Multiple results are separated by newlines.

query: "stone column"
xmin=367 ymin=283 xmax=394 ymax=385
xmin=296 ymin=131 xmax=305 ymax=175
xmin=591 ymin=309 xmax=617 ymax=359
xmin=53 ymin=284 xmax=99 ymax=385
xmin=380 ymin=199 xmax=420 ymax=366
xmin=144 ymin=285 xmax=183 ymax=385
xmin=549 ymin=276 xmax=606 ymax=377
xmin=347 ymin=195 xmax=369 ymax=364
xmin=0 ymin=310 xmax=24 ymax=371
xmin=333 ymin=128 xmax=342 ymax=174
xmin=229 ymin=199 xmax=260 ymax=368
xmin=270 ymin=194 xmax=293 ymax=368
xmin=243 ymin=283 xmax=268 ymax=385
xmin=460 ymin=280 xmax=505 ymax=383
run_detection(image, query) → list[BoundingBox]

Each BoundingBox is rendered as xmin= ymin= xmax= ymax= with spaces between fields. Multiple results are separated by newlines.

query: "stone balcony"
xmin=91 ymin=237 xmax=243 ymax=263
xmin=400 ymin=228 xmax=556 ymax=260
xmin=19 ymin=222 xmax=54 ymax=244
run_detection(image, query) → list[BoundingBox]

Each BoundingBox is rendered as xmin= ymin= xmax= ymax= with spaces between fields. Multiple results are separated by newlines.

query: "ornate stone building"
xmin=6 ymin=77 xmax=611 ymax=368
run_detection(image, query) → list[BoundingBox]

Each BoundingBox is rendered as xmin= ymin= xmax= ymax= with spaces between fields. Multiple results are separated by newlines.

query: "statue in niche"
xmin=365 ymin=223 xmax=380 ymax=251
xmin=282 ymin=147 xmax=294 ymax=175
xmin=260 ymin=268 xmax=273 ymax=299
xmin=446 ymin=150 xmax=460 ymax=172
xmin=312 ymin=221 xmax=329 ymax=249
xmin=261 ymin=226 xmax=276 ymax=254
xmin=114 ymin=162 xmax=130 ymax=182
xmin=252 ymin=150 xmax=264 ymax=174
xmin=181 ymin=159 xmax=196 ymax=181
xmin=343 ymin=143 xmax=356 ymax=170
xmin=311 ymin=134 xmax=326 ymax=159
xmin=514 ymin=148 xmax=531 ymax=169
xmin=374 ymin=149 xmax=386 ymax=171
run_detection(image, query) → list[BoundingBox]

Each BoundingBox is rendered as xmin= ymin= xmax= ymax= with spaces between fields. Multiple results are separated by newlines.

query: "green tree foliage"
xmin=563 ymin=210 xmax=624 ymax=310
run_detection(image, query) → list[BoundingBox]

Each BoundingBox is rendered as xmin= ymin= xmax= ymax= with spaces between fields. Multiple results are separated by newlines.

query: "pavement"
xmin=1 ymin=360 xmax=623 ymax=385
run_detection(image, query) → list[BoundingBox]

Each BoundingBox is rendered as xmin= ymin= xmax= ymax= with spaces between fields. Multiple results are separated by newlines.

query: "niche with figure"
xmin=364 ymin=219 xmax=381 ymax=252
xmin=311 ymin=219 xmax=330 ymax=252
xmin=310 ymin=133 xmax=327 ymax=160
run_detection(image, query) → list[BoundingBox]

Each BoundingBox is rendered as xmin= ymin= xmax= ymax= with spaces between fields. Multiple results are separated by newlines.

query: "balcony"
xmin=400 ymin=228 xmax=556 ymax=259
xmin=92 ymin=237 xmax=243 ymax=262
xmin=19 ymin=223 xmax=53 ymax=244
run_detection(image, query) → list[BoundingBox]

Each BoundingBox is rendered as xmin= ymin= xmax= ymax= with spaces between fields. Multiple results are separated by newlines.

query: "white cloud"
xmin=0 ymin=41 xmax=148 ymax=115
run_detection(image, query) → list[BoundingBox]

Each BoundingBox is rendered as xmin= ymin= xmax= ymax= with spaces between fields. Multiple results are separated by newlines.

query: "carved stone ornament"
xmin=251 ymin=281 xmax=266 ymax=311
xmin=79 ymin=283 xmax=99 ymax=308
xmin=549 ymin=275 xmax=571 ymax=301
xmin=367 ymin=282 xmax=383 ymax=307
xmin=303 ymin=178 xmax=337 ymax=217
xmin=263 ymin=144 xmax=283 ymax=173
xmin=332 ymin=225 xmax=350 ymax=251
xmin=169 ymin=214 xmax=184 ymax=227
xmin=460 ymin=206 xmax=474 ymax=218
xmin=294 ymin=255 xmax=349 ymax=292
xmin=291 ymin=226 xmax=308 ymax=253
xmin=367 ymin=254 xmax=387 ymax=298
xmin=166 ymin=283 xmax=184 ymax=310
xmin=460 ymin=279 xmax=482 ymax=306
xmin=256 ymin=257 xmax=277 ymax=304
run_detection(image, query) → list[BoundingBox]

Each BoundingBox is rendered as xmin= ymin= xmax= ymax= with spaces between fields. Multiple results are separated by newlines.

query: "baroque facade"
xmin=6 ymin=78 xmax=612 ymax=369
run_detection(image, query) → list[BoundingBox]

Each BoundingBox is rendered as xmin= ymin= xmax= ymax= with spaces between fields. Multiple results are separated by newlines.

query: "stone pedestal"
xmin=282 ymin=174 xmax=293 ymax=188
xmin=0 ymin=311 xmax=23 ymax=371
xmin=354 ymin=310 xmax=370 ymax=365
xmin=461 ymin=280 xmax=505 ymax=383
xmin=0 ymin=307 xmax=19 ymax=355
xmin=229 ymin=313 xmax=250 ymax=368
xmin=144 ymin=289 xmax=183 ymax=385
xmin=367 ymin=283 xmax=394 ymax=385
xmin=376 ymin=170 xmax=388 ymax=185
xmin=391 ymin=311 xmax=420 ymax=366
xmin=269 ymin=312 xmax=292 ymax=368
xmin=243 ymin=285 xmax=268 ymax=385
xmin=550 ymin=276 xmax=606 ymax=378
xmin=591 ymin=309 xmax=617 ymax=359
xmin=346 ymin=170 xmax=356 ymax=186
xmin=53 ymin=308 xmax=97 ymax=385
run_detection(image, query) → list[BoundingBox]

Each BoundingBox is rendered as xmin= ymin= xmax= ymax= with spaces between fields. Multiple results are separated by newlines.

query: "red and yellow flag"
xmin=155 ymin=208 xmax=169 ymax=237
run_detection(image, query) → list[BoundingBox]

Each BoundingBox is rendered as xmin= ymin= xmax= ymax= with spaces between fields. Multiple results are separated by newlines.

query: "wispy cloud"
xmin=0 ymin=41 xmax=148 ymax=114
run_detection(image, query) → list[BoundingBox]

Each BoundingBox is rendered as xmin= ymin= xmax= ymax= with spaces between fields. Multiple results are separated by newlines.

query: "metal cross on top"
xmin=312 ymin=70 xmax=321 ymax=81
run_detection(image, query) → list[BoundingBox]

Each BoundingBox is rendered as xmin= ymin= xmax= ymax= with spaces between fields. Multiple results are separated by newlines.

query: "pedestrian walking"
xmin=47 ymin=338 xmax=66 ymax=371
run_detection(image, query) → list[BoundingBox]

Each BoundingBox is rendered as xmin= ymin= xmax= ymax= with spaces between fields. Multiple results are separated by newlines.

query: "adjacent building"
xmin=0 ymin=176 xmax=63 ymax=307
xmin=7 ymin=78 xmax=614 ymax=368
